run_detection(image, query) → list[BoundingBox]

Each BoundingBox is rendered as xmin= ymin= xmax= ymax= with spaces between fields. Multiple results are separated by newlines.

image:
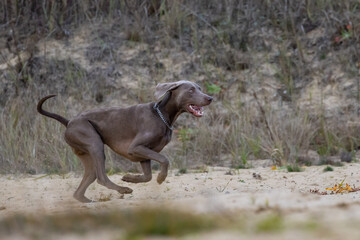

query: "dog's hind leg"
xmin=89 ymin=144 xmax=133 ymax=194
xmin=73 ymin=151 xmax=97 ymax=203
xmin=122 ymin=160 xmax=152 ymax=183
xmin=65 ymin=120 xmax=132 ymax=202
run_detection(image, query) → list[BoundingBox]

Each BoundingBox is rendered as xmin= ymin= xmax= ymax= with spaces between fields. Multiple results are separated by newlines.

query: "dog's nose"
xmin=207 ymin=96 xmax=213 ymax=102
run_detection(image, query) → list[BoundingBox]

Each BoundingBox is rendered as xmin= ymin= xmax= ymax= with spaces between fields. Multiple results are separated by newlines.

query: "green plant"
xmin=287 ymin=165 xmax=303 ymax=172
xmin=178 ymin=128 xmax=193 ymax=143
xmin=178 ymin=168 xmax=187 ymax=174
xmin=239 ymin=148 xmax=249 ymax=168
xmin=0 ymin=208 xmax=217 ymax=238
xmin=247 ymin=137 xmax=262 ymax=159
xmin=205 ymin=82 xmax=221 ymax=95
xmin=256 ymin=214 xmax=284 ymax=233
xmin=323 ymin=166 xmax=334 ymax=172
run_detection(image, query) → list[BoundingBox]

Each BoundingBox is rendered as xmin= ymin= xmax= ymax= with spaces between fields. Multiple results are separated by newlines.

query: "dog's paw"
xmin=122 ymin=174 xmax=135 ymax=182
xmin=117 ymin=186 xmax=133 ymax=194
xmin=157 ymin=173 xmax=167 ymax=184
xmin=73 ymin=193 xmax=94 ymax=203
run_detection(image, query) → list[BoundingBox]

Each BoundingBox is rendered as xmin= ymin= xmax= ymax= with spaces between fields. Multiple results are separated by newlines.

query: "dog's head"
xmin=155 ymin=80 xmax=213 ymax=117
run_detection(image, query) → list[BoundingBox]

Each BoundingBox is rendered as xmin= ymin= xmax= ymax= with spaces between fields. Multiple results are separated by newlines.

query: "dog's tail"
xmin=37 ymin=95 xmax=69 ymax=127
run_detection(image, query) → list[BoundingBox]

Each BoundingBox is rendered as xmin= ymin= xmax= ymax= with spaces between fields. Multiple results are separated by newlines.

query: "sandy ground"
xmin=1 ymin=163 xmax=360 ymax=239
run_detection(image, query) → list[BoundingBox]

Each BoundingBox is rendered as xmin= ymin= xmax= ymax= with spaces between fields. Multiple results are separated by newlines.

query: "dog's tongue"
xmin=189 ymin=104 xmax=204 ymax=117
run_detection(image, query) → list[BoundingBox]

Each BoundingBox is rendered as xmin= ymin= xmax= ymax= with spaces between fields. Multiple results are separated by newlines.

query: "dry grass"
xmin=0 ymin=94 xmax=75 ymax=174
xmin=1 ymin=0 xmax=360 ymax=173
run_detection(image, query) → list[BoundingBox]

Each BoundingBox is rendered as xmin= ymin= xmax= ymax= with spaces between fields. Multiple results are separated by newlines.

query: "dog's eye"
xmin=189 ymin=87 xmax=195 ymax=93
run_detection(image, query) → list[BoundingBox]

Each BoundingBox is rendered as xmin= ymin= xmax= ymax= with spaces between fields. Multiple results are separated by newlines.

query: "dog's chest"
xmin=151 ymin=131 xmax=172 ymax=152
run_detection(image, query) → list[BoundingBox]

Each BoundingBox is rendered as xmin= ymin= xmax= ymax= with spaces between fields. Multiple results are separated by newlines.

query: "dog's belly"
xmin=106 ymin=140 xmax=138 ymax=161
xmin=106 ymin=137 xmax=171 ymax=162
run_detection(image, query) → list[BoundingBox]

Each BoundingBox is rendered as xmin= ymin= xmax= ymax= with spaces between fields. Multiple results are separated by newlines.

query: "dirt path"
xmin=1 ymin=164 xmax=360 ymax=239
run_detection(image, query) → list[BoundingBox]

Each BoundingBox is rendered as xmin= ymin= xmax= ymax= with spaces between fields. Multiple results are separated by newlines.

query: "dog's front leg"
xmin=122 ymin=160 xmax=152 ymax=183
xmin=128 ymin=144 xmax=169 ymax=184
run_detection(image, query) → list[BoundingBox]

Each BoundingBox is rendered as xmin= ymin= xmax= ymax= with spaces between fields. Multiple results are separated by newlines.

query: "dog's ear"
xmin=154 ymin=80 xmax=189 ymax=100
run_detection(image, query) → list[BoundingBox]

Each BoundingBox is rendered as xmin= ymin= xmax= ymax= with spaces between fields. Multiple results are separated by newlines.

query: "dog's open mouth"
xmin=187 ymin=104 xmax=204 ymax=117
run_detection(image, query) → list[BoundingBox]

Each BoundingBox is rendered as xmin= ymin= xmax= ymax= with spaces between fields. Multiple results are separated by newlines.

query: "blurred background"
xmin=0 ymin=0 xmax=360 ymax=174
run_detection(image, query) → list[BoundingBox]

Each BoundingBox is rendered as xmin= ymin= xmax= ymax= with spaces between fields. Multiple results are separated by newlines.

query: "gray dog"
xmin=37 ymin=80 xmax=213 ymax=202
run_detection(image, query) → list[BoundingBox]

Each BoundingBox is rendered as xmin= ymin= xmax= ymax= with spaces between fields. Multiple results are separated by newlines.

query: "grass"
xmin=1 ymin=0 xmax=360 ymax=173
xmin=177 ymin=168 xmax=187 ymax=174
xmin=287 ymin=165 xmax=303 ymax=172
xmin=323 ymin=166 xmax=334 ymax=172
xmin=0 ymin=208 xmax=217 ymax=239
xmin=216 ymin=179 xmax=232 ymax=193
xmin=0 ymin=95 xmax=75 ymax=174
xmin=255 ymin=214 xmax=284 ymax=233
xmin=3 ymin=206 xmax=359 ymax=238
xmin=0 ymin=207 xmax=327 ymax=238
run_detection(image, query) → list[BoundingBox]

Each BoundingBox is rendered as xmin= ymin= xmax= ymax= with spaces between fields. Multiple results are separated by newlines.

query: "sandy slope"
xmin=1 ymin=163 xmax=360 ymax=239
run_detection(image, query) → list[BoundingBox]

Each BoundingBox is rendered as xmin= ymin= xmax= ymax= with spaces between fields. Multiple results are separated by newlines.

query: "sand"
xmin=1 ymin=163 xmax=360 ymax=239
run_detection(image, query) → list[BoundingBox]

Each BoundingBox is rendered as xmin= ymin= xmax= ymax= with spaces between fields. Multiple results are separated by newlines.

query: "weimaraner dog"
xmin=37 ymin=80 xmax=213 ymax=203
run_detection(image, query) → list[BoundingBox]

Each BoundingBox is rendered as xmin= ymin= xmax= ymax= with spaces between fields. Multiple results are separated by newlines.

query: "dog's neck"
xmin=157 ymin=92 xmax=183 ymax=127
